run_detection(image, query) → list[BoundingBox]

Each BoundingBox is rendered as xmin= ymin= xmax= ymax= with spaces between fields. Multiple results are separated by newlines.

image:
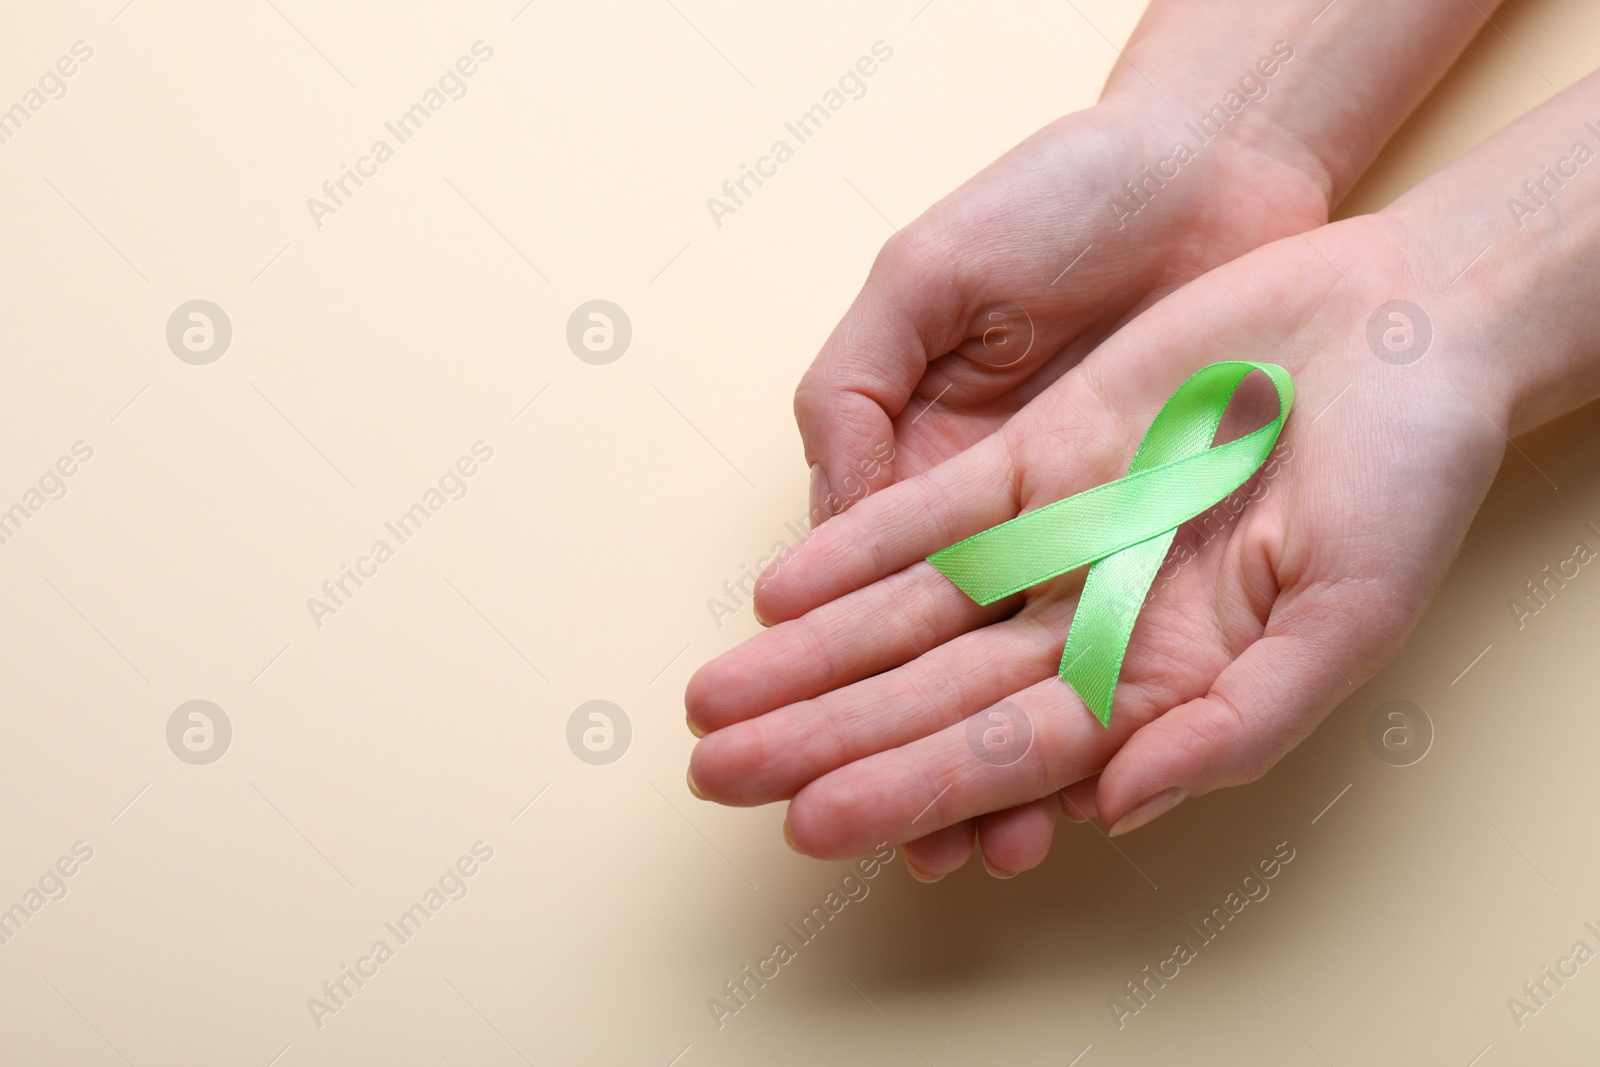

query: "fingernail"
xmin=983 ymin=858 xmax=1018 ymax=880
xmin=687 ymin=766 xmax=707 ymax=800
xmin=686 ymin=712 xmax=706 ymax=739
xmin=808 ymin=463 xmax=832 ymax=526
xmin=907 ymin=863 xmax=945 ymax=883
xmin=1108 ymin=787 xmax=1187 ymax=838
xmin=782 ymin=821 xmax=802 ymax=853
xmin=1059 ymin=792 xmax=1094 ymax=823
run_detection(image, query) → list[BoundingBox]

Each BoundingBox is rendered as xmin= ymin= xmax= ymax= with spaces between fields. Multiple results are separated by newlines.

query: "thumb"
xmin=1096 ymin=631 xmax=1353 ymax=836
xmin=795 ymin=235 xmax=970 ymax=521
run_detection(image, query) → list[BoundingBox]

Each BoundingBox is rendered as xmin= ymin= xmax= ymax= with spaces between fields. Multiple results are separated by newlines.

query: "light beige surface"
xmin=1 ymin=1 xmax=1597 ymax=1064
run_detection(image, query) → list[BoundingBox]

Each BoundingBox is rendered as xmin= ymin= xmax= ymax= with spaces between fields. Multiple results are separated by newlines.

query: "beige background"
xmin=0 ymin=0 xmax=1597 ymax=1063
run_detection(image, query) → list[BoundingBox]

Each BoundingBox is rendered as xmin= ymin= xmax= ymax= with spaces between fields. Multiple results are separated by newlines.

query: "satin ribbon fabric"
xmin=927 ymin=361 xmax=1294 ymax=726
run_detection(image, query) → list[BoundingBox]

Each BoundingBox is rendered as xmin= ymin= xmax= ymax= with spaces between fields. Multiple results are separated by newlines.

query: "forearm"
xmin=1105 ymin=0 xmax=1502 ymax=207
xmin=1382 ymin=67 xmax=1600 ymax=437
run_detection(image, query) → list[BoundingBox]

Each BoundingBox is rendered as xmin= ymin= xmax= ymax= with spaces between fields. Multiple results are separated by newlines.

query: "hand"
xmin=689 ymin=214 xmax=1509 ymax=875
xmin=796 ymin=95 xmax=1330 ymax=516
xmin=797 ymin=0 xmax=1512 ymax=515
xmin=769 ymin=0 xmax=1508 ymax=876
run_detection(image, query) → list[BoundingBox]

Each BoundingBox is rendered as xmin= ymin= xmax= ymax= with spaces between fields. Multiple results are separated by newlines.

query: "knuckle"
xmin=871 ymin=221 xmax=958 ymax=292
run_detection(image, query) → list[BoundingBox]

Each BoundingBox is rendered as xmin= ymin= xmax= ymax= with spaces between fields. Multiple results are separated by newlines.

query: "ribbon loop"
xmin=927 ymin=361 xmax=1294 ymax=726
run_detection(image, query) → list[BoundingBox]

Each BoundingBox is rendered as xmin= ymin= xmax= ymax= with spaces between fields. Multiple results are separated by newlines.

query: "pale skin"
xmin=687 ymin=2 xmax=1600 ymax=878
xmin=791 ymin=0 xmax=1497 ymax=496
xmin=758 ymin=0 xmax=1499 ymax=876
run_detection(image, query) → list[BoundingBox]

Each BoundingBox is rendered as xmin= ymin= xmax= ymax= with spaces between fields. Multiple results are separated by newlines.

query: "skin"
xmin=692 ymin=212 xmax=1500 ymax=854
xmin=779 ymin=0 xmax=1500 ymax=875
xmin=800 ymin=0 xmax=1496 ymax=502
xmin=689 ymin=64 xmax=1600 ymax=875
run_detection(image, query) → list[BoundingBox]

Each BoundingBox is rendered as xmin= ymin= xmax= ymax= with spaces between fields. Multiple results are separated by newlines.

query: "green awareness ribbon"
xmin=926 ymin=361 xmax=1294 ymax=727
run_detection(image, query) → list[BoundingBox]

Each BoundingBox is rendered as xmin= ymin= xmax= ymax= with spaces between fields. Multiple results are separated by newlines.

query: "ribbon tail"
xmin=1058 ymin=531 xmax=1176 ymax=726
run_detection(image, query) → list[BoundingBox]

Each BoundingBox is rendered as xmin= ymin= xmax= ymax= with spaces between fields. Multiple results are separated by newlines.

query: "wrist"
xmin=1102 ymin=0 xmax=1504 ymax=213
xmin=1381 ymin=146 xmax=1600 ymax=437
xmin=1097 ymin=39 xmax=1337 ymax=224
xmin=1085 ymin=89 xmax=1332 ymax=279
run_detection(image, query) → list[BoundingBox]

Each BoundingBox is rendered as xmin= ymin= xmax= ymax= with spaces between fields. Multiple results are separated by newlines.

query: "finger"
xmin=797 ymin=233 xmax=1100 ymax=513
xmin=795 ymin=234 xmax=975 ymax=518
xmin=1096 ymin=629 xmax=1351 ymax=837
xmin=900 ymin=820 xmax=976 ymax=883
xmin=690 ymin=613 xmax=1060 ymax=805
xmin=770 ymin=357 xmax=1153 ymax=627
xmin=784 ymin=674 xmax=1150 ymax=859
xmin=1057 ymin=775 xmax=1099 ymax=823
xmin=685 ymin=562 xmax=1012 ymax=736
xmin=976 ymin=797 xmax=1058 ymax=877
xmin=754 ymin=435 xmax=1019 ymax=625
